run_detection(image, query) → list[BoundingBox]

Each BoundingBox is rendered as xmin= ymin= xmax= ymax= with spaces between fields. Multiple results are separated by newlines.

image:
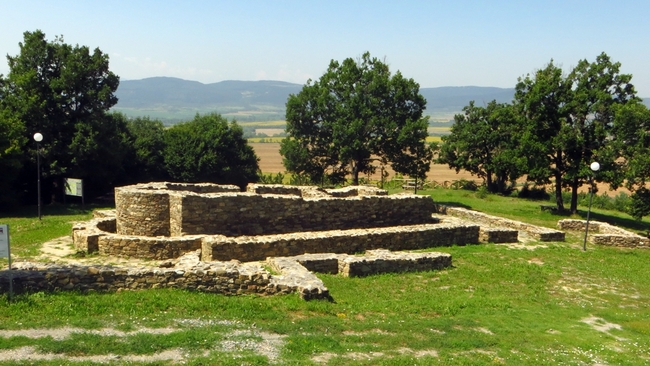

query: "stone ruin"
xmin=1 ymin=182 xmax=571 ymax=300
xmin=74 ymin=182 xmax=480 ymax=261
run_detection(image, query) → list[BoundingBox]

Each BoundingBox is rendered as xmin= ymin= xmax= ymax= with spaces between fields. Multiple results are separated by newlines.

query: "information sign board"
xmin=65 ymin=178 xmax=83 ymax=197
xmin=0 ymin=224 xmax=9 ymax=258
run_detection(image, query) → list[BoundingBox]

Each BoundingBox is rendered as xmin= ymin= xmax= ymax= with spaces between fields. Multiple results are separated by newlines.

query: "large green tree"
xmin=281 ymin=52 xmax=432 ymax=186
xmin=514 ymin=53 xmax=637 ymax=212
xmin=1 ymin=30 xmax=120 ymax=202
xmin=124 ymin=115 xmax=168 ymax=183
xmin=164 ymin=113 xmax=259 ymax=188
xmin=610 ymin=102 xmax=650 ymax=219
xmin=0 ymin=77 xmax=26 ymax=207
xmin=439 ymin=100 xmax=524 ymax=193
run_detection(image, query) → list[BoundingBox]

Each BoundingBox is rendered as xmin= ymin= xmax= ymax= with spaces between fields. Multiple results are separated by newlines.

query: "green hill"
xmin=112 ymin=77 xmax=650 ymax=124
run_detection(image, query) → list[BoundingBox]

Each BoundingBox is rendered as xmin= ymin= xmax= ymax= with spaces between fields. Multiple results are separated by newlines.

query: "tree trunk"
xmin=570 ymin=176 xmax=579 ymax=214
xmin=554 ymin=170 xmax=564 ymax=211
xmin=554 ymin=151 xmax=565 ymax=211
xmin=486 ymin=170 xmax=493 ymax=192
xmin=351 ymin=161 xmax=359 ymax=186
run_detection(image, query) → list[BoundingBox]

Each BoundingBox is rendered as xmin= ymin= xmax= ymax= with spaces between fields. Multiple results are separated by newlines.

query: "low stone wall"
xmin=267 ymin=257 xmax=330 ymax=300
xmin=442 ymin=207 xmax=565 ymax=242
xmin=479 ymin=228 xmax=519 ymax=243
xmin=338 ymin=249 xmax=452 ymax=277
xmin=74 ymin=217 xmax=202 ymax=260
xmin=591 ymin=235 xmax=650 ymax=248
xmin=558 ymin=219 xmax=649 ymax=248
xmin=97 ymin=234 xmax=203 ymax=259
xmin=1 ymin=250 xmax=453 ymax=300
xmin=202 ymin=223 xmax=480 ymax=262
xmin=74 ymin=212 xmax=478 ymax=261
xmin=0 ymin=251 xmax=275 ymax=296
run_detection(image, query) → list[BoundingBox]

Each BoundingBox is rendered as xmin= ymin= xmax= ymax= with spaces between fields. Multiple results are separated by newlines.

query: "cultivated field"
xmin=250 ymin=142 xmax=477 ymax=184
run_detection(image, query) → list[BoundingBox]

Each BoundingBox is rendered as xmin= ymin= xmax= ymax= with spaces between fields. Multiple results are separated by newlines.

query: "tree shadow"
xmin=433 ymin=201 xmax=473 ymax=210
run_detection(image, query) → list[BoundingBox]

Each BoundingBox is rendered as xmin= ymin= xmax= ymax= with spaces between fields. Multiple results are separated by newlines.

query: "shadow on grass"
xmin=432 ymin=201 xmax=473 ymax=210
xmin=0 ymin=203 xmax=114 ymax=219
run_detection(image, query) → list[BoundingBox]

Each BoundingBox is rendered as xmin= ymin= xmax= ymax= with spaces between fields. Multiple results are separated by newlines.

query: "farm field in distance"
xmin=250 ymin=142 xmax=475 ymax=183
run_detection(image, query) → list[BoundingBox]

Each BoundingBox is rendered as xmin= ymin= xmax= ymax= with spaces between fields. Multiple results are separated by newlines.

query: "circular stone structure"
xmin=73 ymin=182 xmax=479 ymax=262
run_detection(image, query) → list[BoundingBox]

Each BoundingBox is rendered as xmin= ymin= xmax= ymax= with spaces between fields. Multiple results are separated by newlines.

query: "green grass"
xmin=1 ymin=191 xmax=650 ymax=364
xmin=0 ymin=204 xmax=103 ymax=258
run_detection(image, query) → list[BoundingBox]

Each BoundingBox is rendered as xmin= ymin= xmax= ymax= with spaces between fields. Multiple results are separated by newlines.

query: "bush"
xmin=476 ymin=185 xmax=489 ymax=199
xmin=518 ymin=184 xmax=550 ymax=200
xmin=258 ymin=172 xmax=285 ymax=184
xmin=613 ymin=192 xmax=631 ymax=213
xmin=450 ymin=179 xmax=478 ymax=191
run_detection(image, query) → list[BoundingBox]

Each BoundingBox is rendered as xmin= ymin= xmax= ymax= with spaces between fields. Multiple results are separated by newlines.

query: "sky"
xmin=1 ymin=0 xmax=649 ymax=96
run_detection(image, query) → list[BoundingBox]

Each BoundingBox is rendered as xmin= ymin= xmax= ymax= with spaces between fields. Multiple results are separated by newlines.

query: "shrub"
xmin=476 ymin=185 xmax=489 ymax=199
xmin=518 ymin=184 xmax=550 ymax=200
xmin=258 ymin=172 xmax=285 ymax=184
xmin=450 ymin=179 xmax=477 ymax=191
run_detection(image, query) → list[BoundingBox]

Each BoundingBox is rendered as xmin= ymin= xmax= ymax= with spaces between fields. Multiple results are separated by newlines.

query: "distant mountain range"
xmin=112 ymin=77 xmax=650 ymax=124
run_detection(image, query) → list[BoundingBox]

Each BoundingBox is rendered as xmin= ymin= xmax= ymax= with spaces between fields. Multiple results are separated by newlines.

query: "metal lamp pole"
xmin=583 ymin=161 xmax=600 ymax=251
xmin=33 ymin=132 xmax=43 ymax=220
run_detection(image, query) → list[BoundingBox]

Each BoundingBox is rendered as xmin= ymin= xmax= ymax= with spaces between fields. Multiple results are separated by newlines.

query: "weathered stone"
xmin=442 ymin=206 xmax=564 ymax=242
xmin=559 ymin=219 xmax=649 ymax=248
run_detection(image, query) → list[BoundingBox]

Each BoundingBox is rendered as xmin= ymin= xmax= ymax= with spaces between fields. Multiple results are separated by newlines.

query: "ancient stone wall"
xmin=1 ymin=254 xmax=276 ymax=296
xmin=176 ymin=193 xmax=437 ymax=237
xmin=115 ymin=189 xmax=171 ymax=236
xmin=558 ymin=219 xmax=649 ymax=248
xmin=115 ymin=183 xmax=436 ymax=238
xmin=441 ymin=206 xmax=565 ymax=241
xmin=202 ymin=223 xmax=479 ymax=262
xmin=74 ymin=204 xmax=475 ymax=261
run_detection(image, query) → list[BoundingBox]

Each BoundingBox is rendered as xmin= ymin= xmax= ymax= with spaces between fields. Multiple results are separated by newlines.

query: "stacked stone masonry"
xmin=440 ymin=206 xmax=565 ymax=242
xmin=558 ymin=219 xmax=649 ymax=248
xmin=1 ymin=250 xmax=452 ymax=300
xmin=74 ymin=183 xmax=479 ymax=261
xmin=38 ymin=182 xmax=599 ymax=300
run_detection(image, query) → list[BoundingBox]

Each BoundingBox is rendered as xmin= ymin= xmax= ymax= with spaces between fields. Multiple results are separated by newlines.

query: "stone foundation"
xmin=558 ymin=219 xmax=649 ymax=248
xmin=115 ymin=183 xmax=436 ymax=238
xmin=1 ymin=250 xmax=452 ymax=300
xmin=202 ymin=223 xmax=479 ymax=262
xmin=441 ymin=206 xmax=564 ymax=242
xmin=74 ymin=183 xmax=476 ymax=262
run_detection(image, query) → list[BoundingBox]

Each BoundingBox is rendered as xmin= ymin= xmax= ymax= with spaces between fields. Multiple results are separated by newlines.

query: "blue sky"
xmin=1 ymin=0 xmax=649 ymax=96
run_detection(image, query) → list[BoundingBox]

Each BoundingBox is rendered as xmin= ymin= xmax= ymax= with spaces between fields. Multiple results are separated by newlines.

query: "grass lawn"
xmin=1 ymin=190 xmax=649 ymax=365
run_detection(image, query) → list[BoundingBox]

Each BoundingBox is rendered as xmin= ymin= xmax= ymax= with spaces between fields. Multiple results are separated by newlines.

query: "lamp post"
xmin=33 ymin=132 xmax=43 ymax=220
xmin=583 ymin=161 xmax=600 ymax=251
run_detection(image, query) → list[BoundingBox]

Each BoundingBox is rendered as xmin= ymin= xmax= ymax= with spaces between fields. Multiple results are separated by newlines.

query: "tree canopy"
xmin=514 ymin=53 xmax=637 ymax=212
xmin=0 ymin=30 xmax=121 ymax=203
xmin=438 ymin=100 xmax=524 ymax=193
xmin=281 ymin=52 xmax=432 ymax=185
xmin=164 ymin=113 xmax=259 ymax=188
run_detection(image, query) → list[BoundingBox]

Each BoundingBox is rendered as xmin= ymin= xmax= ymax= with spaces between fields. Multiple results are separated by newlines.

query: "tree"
xmin=438 ymin=100 xmax=524 ymax=193
xmin=514 ymin=53 xmax=637 ymax=212
xmin=0 ymin=77 xmax=26 ymax=207
xmin=281 ymin=52 xmax=432 ymax=186
xmin=124 ymin=115 xmax=167 ymax=183
xmin=1 ymin=30 xmax=120 ymax=202
xmin=610 ymin=102 xmax=650 ymax=219
xmin=163 ymin=113 xmax=259 ymax=188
